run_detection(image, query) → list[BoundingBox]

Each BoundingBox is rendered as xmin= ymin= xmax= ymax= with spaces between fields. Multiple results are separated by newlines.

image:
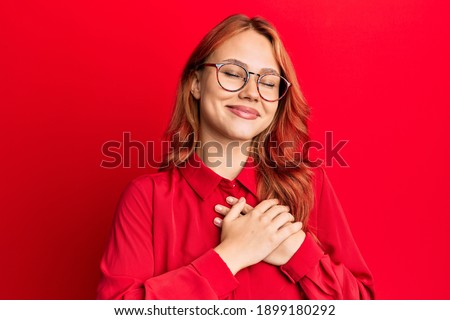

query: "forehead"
xmin=208 ymin=30 xmax=280 ymax=74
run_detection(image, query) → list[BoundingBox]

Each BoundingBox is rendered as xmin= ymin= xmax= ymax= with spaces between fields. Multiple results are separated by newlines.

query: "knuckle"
xmin=284 ymin=224 xmax=296 ymax=234
xmin=263 ymin=199 xmax=278 ymax=207
xmin=268 ymin=233 xmax=278 ymax=244
xmin=280 ymin=212 xmax=290 ymax=220
xmin=275 ymin=205 xmax=289 ymax=213
xmin=252 ymin=208 xmax=261 ymax=215
xmin=260 ymin=215 xmax=270 ymax=225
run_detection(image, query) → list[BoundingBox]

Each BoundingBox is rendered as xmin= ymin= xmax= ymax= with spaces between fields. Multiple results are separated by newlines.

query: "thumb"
xmin=224 ymin=197 xmax=246 ymax=221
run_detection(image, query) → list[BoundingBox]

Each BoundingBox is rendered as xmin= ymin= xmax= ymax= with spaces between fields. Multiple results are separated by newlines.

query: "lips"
xmin=226 ymin=105 xmax=260 ymax=120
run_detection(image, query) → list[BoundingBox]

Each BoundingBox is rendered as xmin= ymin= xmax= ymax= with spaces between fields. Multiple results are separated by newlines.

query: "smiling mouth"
xmin=226 ymin=105 xmax=260 ymax=120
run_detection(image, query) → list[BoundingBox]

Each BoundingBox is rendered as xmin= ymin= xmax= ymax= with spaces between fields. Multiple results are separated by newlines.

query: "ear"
xmin=190 ymin=71 xmax=202 ymax=100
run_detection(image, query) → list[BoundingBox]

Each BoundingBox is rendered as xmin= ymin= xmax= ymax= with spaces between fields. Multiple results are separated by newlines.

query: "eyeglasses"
xmin=199 ymin=62 xmax=291 ymax=102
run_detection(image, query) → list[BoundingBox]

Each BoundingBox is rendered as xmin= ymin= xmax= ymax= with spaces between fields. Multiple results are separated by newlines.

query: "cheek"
xmin=264 ymin=104 xmax=279 ymax=122
xmin=200 ymin=73 xmax=240 ymax=103
xmin=200 ymin=86 xmax=236 ymax=111
xmin=201 ymin=75 xmax=221 ymax=98
xmin=259 ymin=106 xmax=279 ymax=132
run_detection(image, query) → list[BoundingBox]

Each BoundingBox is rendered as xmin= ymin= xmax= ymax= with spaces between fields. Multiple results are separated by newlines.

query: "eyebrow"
xmin=222 ymin=58 xmax=280 ymax=75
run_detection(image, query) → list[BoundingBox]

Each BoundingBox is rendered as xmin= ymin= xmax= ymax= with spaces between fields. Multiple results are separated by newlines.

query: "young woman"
xmin=97 ymin=14 xmax=374 ymax=300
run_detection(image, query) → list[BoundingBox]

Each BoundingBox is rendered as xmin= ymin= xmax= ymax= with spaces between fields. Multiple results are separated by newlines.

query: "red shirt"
xmin=97 ymin=153 xmax=374 ymax=299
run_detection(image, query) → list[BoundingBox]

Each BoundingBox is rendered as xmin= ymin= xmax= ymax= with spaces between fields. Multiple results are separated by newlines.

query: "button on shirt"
xmin=97 ymin=153 xmax=374 ymax=299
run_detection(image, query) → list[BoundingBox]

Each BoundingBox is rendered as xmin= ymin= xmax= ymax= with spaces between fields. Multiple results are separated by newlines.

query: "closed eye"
xmin=260 ymin=81 xmax=276 ymax=88
xmin=223 ymin=71 xmax=243 ymax=79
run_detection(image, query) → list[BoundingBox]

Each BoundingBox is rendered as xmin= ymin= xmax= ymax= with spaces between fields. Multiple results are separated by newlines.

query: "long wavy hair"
xmin=161 ymin=14 xmax=315 ymax=228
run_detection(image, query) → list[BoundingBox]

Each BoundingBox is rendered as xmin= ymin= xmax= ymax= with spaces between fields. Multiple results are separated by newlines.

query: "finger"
xmin=214 ymin=204 xmax=230 ymax=216
xmin=278 ymin=221 xmax=303 ymax=238
xmin=223 ymin=197 xmax=246 ymax=221
xmin=213 ymin=217 xmax=223 ymax=228
xmin=263 ymin=205 xmax=291 ymax=221
xmin=271 ymin=212 xmax=295 ymax=230
xmin=251 ymin=198 xmax=280 ymax=215
xmin=214 ymin=204 xmax=248 ymax=216
xmin=225 ymin=196 xmax=254 ymax=214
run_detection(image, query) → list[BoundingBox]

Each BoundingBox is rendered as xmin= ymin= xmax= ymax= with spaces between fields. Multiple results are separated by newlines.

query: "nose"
xmin=238 ymin=72 xmax=260 ymax=102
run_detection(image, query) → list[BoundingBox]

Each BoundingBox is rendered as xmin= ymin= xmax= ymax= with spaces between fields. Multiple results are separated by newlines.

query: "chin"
xmin=225 ymin=127 xmax=263 ymax=142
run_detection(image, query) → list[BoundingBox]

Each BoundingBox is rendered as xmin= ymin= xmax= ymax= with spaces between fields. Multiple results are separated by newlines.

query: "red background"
xmin=1 ymin=0 xmax=449 ymax=299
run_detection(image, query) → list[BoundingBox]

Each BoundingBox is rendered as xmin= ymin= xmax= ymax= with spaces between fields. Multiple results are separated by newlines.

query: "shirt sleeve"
xmin=279 ymin=167 xmax=375 ymax=299
xmin=97 ymin=178 xmax=239 ymax=300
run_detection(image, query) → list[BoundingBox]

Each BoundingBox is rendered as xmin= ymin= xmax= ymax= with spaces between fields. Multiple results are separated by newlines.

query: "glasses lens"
xmin=259 ymin=74 xmax=288 ymax=102
xmin=217 ymin=64 xmax=247 ymax=91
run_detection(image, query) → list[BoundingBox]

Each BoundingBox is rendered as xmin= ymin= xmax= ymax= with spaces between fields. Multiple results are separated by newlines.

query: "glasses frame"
xmin=200 ymin=62 xmax=291 ymax=102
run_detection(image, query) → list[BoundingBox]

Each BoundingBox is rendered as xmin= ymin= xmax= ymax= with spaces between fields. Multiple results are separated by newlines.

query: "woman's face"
xmin=191 ymin=30 xmax=280 ymax=146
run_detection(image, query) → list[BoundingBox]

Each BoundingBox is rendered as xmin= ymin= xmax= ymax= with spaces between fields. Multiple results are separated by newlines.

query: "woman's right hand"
xmin=214 ymin=197 xmax=302 ymax=275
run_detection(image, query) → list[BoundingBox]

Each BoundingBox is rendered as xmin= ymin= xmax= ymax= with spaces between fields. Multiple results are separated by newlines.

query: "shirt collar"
xmin=178 ymin=152 xmax=258 ymax=200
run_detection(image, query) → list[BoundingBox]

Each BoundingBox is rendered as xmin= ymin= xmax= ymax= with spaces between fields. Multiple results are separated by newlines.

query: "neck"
xmin=196 ymin=137 xmax=251 ymax=181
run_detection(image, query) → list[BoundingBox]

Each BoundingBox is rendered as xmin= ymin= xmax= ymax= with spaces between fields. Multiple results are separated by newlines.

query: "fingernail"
xmin=213 ymin=217 xmax=222 ymax=227
xmin=214 ymin=204 xmax=223 ymax=212
xmin=238 ymin=197 xmax=245 ymax=203
xmin=226 ymin=196 xmax=237 ymax=204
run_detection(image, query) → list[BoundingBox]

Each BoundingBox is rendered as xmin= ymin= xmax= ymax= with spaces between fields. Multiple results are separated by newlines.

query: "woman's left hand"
xmin=214 ymin=196 xmax=306 ymax=266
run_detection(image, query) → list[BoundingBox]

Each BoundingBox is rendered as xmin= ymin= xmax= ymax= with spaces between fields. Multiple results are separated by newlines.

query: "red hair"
xmin=161 ymin=14 xmax=315 ymax=227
